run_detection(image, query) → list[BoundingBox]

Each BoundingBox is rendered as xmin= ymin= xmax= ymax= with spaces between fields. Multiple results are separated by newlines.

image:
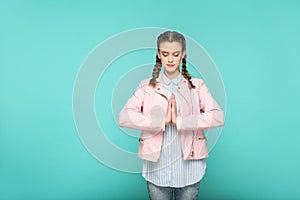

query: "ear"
xmin=157 ymin=50 xmax=161 ymax=59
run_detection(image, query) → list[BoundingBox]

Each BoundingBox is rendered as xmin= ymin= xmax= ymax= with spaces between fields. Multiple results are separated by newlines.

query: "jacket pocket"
xmin=189 ymin=135 xmax=208 ymax=159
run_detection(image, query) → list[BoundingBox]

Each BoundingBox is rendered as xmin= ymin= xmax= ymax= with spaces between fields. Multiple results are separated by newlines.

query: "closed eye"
xmin=161 ymin=50 xmax=181 ymax=57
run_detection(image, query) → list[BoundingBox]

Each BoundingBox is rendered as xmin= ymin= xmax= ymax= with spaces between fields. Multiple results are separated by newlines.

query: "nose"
xmin=168 ymin=55 xmax=174 ymax=63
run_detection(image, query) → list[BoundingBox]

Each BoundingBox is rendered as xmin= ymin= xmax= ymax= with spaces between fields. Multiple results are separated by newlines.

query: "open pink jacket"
xmin=118 ymin=74 xmax=224 ymax=162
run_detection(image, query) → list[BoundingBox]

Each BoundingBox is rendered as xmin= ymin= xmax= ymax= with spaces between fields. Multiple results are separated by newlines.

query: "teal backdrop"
xmin=1 ymin=0 xmax=300 ymax=199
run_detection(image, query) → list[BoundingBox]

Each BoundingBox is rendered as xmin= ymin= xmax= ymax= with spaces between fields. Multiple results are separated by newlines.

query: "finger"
xmin=169 ymin=100 xmax=173 ymax=108
xmin=171 ymin=102 xmax=175 ymax=111
xmin=172 ymin=99 xmax=176 ymax=106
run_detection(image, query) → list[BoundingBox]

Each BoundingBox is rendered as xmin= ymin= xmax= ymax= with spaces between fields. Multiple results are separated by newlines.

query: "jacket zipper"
xmin=190 ymin=88 xmax=196 ymax=158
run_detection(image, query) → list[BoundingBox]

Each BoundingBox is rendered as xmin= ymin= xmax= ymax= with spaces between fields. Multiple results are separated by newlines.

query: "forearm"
xmin=119 ymin=108 xmax=166 ymax=131
xmin=176 ymin=109 xmax=224 ymax=131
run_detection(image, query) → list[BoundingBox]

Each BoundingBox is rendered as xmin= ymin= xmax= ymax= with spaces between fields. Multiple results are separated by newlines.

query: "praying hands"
xmin=165 ymin=93 xmax=177 ymax=125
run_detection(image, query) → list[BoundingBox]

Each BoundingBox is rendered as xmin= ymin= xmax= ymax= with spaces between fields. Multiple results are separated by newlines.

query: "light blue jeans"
xmin=147 ymin=181 xmax=200 ymax=200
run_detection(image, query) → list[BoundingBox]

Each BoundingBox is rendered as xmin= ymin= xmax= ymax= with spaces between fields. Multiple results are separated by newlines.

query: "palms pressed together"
xmin=165 ymin=93 xmax=177 ymax=125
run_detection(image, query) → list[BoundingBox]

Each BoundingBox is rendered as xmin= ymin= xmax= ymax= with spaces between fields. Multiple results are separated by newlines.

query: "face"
xmin=157 ymin=41 xmax=186 ymax=76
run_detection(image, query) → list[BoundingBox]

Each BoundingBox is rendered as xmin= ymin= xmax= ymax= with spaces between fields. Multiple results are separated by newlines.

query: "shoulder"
xmin=138 ymin=77 xmax=152 ymax=88
xmin=190 ymin=77 xmax=205 ymax=89
xmin=134 ymin=77 xmax=154 ymax=92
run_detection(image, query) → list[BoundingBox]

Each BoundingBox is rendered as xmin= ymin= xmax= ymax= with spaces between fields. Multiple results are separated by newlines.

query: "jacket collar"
xmin=160 ymin=72 xmax=182 ymax=86
xmin=156 ymin=73 xmax=187 ymax=87
xmin=154 ymin=73 xmax=190 ymax=100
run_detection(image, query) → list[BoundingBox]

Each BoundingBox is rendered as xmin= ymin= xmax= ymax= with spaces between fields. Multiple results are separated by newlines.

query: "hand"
xmin=165 ymin=93 xmax=177 ymax=125
xmin=170 ymin=94 xmax=177 ymax=124
xmin=165 ymin=98 xmax=172 ymax=125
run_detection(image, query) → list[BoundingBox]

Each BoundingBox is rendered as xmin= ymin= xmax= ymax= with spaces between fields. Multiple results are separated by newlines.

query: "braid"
xmin=149 ymin=55 xmax=162 ymax=87
xmin=181 ymin=55 xmax=195 ymax=89
xmin=150 ymin=30 xmax=194 ymax=88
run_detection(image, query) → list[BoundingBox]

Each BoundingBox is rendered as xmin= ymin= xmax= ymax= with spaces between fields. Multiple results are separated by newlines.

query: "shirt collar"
xmin=161 ymin=72 xmax=182 ymax=86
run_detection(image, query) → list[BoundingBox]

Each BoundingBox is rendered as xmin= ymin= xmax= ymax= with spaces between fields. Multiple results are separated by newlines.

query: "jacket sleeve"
xmin=176 ymin=80 xmax=224 ymax=131
xmin=118 ymin=81 xmax=166 ymax=131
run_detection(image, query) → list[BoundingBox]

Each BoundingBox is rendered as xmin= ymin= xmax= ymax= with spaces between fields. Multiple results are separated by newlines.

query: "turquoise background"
xmin=1 ymin=0 xmax=300 ymax=199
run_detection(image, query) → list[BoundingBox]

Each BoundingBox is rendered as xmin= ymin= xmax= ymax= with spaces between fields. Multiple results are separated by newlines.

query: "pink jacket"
xmin=118 ymin=74 xmax=224 ymax=162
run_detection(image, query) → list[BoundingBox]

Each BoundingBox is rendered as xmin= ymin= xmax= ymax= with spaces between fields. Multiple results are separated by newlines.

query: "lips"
xmin=166 ymin=64 xmax=175 ymax=67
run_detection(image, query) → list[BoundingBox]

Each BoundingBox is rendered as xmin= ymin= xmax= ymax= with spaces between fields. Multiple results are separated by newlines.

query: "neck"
xmin=163 ymin=70 xmax=180 ymax=80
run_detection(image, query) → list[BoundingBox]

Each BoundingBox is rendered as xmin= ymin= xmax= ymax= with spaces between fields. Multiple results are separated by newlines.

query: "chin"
xmin=164 ymin=68 xmax=176 ymax=73
xmin=164 ymin=66 xmax=179 ymax=72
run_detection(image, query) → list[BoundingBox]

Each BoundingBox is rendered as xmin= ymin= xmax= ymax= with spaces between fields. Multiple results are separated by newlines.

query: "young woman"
xmin=119 ymin=31 xmax=224 ymax=200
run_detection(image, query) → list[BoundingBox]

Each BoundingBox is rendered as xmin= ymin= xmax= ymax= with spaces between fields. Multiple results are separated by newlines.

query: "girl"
xmin=119 ymin=30 xmax=224 ymax=200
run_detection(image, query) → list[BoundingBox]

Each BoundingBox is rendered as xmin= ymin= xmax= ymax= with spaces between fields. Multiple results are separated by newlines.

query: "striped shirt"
xmin=142 ymin=72 xmax=206 ymax=187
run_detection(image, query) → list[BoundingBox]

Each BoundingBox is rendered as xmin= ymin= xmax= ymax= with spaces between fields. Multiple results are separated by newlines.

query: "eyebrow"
xmin=160 ymin=50 xmax=181 ymax=54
